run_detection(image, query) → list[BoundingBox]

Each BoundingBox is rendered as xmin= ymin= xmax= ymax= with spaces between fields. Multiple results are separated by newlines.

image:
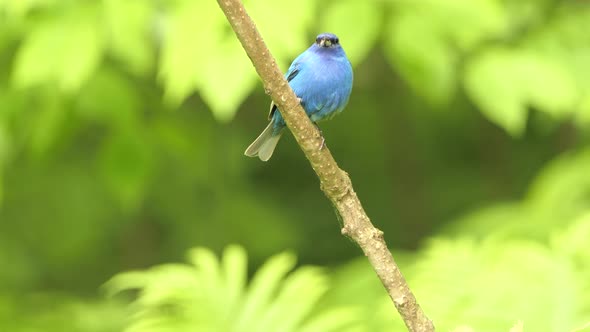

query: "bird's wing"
xmin=268 ymin=62 xmax=302 ymax=119
xmin=286 ymin=67 xmax=300 ymax=82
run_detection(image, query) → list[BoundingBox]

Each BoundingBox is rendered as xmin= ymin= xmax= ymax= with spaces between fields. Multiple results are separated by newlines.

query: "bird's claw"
xmin=319 ymin=136 xmax=326 ymax=150
xmin=314 ymin=124 xmax=325 ymax=150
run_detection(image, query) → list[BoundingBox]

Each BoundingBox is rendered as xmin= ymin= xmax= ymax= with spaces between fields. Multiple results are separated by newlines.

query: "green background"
xmin=0 ymin=0 xmax=589 ymax=331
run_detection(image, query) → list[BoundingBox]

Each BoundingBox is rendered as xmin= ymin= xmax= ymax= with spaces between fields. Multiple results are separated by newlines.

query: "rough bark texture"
xmin=216 ymin=1 xmax=435 ymax=331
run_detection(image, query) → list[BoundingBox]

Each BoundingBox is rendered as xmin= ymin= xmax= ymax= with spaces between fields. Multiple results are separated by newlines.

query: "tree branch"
xmin=216 ymin=1 xmax=435 ymax=331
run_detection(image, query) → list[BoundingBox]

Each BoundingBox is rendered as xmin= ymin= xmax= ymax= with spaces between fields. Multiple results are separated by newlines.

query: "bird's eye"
xmin=316 ymin=37 xmax=322 ymax=44
xmin=334 ymin=38 xmax=339 ymax=44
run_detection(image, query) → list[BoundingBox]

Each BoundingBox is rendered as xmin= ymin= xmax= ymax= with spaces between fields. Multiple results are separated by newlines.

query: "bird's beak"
xmin=319 ymin=39 xmax=326 ymax=47
xmin=319 ymin=39 xmax=332 ymax=47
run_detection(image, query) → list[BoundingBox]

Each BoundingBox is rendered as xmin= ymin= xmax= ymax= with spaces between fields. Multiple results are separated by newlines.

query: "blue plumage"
xmin=245 ymin=33 xmax=353 ymax=161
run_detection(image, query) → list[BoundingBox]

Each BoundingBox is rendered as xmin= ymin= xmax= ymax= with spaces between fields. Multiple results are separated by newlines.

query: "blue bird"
xmin=245 ymin=32 xmax=353 ymax=161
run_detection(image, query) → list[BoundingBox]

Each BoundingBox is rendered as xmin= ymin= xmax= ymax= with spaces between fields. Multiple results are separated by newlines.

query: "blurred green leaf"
xmin=522 ymin=7 xmax=590 ymax=128
xmin=444 ymin=149 xmax=590 ymax=242
xmin=552 ymin=212 xmax=590 ymax=269
xmin=406 ymin=237 xmax=581 ymax=331
xmin=196 ymin=40 xmax=257 ymax=122
xmin=102 ymin=0 xmax=155 ymax=75
xmin=386 ymin=14 xmax=456 ymax=105
xmin=253 ymin=266 xmax=333 ymax=332
xmin=428 ymin=0 xmax=508 ymax=50
xmin=12 ymin=5 xmax=104 ymax=92
xmin=186 ymin=247 xmax=223 ymax=309
xmin=525 ymin=149 xmax=590 ymax=233
xmin=247 ymin=0 xmax=315 ymax=68
xmin=442 ymin=203 xmax=526 ymax=240
xmin=0 ymin=0 xmax=58 ymax=18
xmin=571 ymin=322 xmax=590 ymax=332
xmin=386 ymin=0 xmax=508 ymax=105
xmin=233 ymin=251 xmax=298 ymax=329
xmin=509 ymin=321 xmax=524 ymax=332
xmin=464 ymin=48 xmax=577 ymax=136
xmin=108 ymin=245 xmax=359 ymax=332
xmin=318 ymin=0 xmax=381 ymax=66
xmin=158 ymin=0 xmax=256 ymax=122
xmin=158 ymin=1 xmax=211 ymax=105
xmin=220 ymin=245 xmax=247 ymax=312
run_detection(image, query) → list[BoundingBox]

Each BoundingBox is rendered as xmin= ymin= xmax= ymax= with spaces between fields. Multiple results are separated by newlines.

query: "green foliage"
xmin=0 ymin=0 xmax=589 ymax=331
xmin=107 ymin=245 xmax=359 ymax=332
xmin=321 ymin=150 xmax=590 ymax=332
xmin=324 ymin=227 xmax=590 ymax=331
xmin=12 ymin=4 xmax=104 ymax=92
xmin=465 ymin=48 xmax=577 ymax=136
xmin=0 ymin=294 xmax=126 ymax=332
xmin=4 ymin=0 xmax=587 ymax=132
xmin=386 ymin=0 xmax=508 ymax=105
xmin=103 ymin=0 xmax=154 ymax=75
xmin=106 ymin=149 xmax=590 ymax=331
xmin=383 ymin=0 xmax=590 ymax=135
xmin=318 ymin=0 xmax=381 ymax=65
xmin=110 ymin=212 xmax=590 ymax=332
xmin=406 ymin=234 xmax=587 ymax=331
xmin=445 ymin=148 xmax=590 ymax=241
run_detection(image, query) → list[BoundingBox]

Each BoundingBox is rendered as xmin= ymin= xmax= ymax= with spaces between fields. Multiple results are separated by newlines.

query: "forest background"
xmin=0 ymin=0 xmax=589 ymax=331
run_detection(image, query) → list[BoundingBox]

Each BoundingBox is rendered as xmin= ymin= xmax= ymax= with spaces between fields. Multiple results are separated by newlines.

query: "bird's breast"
xmin=289 ymin=55 xmax=352 ymax=120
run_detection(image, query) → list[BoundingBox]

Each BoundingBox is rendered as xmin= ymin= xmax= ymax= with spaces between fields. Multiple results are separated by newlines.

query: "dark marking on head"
xmin=315 ymin=33 xmax=340 ymax=48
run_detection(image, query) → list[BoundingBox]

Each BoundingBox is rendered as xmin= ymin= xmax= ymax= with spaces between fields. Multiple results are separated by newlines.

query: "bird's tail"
xmin=244 ymin=122 xmax=283 ymax=161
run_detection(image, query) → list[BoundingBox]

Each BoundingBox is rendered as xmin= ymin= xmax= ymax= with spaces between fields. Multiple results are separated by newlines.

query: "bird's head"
xmin=315 ymin=33 xmax=340 ymax=49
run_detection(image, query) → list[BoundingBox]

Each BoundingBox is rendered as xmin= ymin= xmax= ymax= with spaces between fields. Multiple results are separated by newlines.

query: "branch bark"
xmin=216 ymin=1 xmax=435 ymax=331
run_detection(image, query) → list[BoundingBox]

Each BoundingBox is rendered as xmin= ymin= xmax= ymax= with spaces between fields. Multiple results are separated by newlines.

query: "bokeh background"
xmin=0 ymin=0 xmax=589 ymax=331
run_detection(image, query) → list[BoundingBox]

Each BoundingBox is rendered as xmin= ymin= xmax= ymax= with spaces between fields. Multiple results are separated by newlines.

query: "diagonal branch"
xmin=216 ymin=1 xmax=435 ymax=331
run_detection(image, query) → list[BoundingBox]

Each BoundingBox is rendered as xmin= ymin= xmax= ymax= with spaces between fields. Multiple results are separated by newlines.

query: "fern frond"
xmin=106 ymin=245 xmax=359 ymax=332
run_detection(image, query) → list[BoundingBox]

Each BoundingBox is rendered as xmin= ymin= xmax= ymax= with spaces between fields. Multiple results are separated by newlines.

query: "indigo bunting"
xmin=245 ymin=33 xmax=353 ymax=161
